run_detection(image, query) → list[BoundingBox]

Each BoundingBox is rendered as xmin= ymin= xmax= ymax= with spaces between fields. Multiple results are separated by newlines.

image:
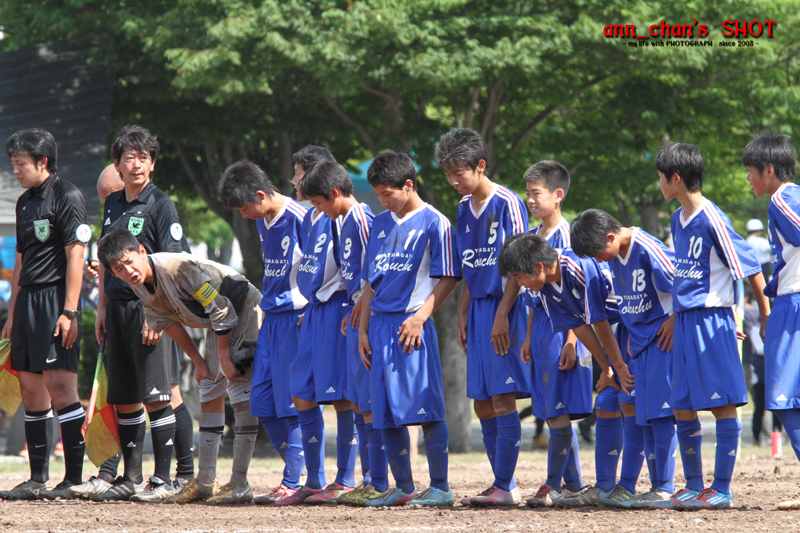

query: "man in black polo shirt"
xmin=1 ymin=129 xmax=89 ymax=500
xmin=89 ymin=126 xmax=183 ymax=502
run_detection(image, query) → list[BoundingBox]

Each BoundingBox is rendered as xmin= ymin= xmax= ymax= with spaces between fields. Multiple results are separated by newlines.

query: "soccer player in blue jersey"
xmin=571 ymin=209 xmax=679 ymax=508
xmin=519 ymin=161 xmax=592 ymax=508
xmin=497 ymin=233 xmax=635 ymax=508
xmin=359 ymin=150 xmax=461 ymax=507
xmin=742 ymin=132 xmax=800 ymax=510
xmin=434 ymin=128 xmax=529 ymax=507
xmin=280 ymin=148 xmax=361 ymax=506
xmin=655 ymin=143 xmax=769 ymax=510
xmin=299 ymin=160 xmax=389 ymax=506
xmin=218 ymin=161 xmax=308 ymax=505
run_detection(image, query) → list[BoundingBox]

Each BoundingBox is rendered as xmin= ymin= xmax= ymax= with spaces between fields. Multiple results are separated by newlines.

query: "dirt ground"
xmin=0 ymin=446 xmax=798 ymax=533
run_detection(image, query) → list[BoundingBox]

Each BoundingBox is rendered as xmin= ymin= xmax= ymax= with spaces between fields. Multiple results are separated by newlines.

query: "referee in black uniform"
xmin=1 ymin=129 xmax=90 ymax=500
xmin=90 ymin=126 xmax=184 ymax=502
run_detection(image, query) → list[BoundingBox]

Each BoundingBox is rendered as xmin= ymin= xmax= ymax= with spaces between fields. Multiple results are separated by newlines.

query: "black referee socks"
xmin=24 ymin=408 xmax=53 ymax=484
xmin=148 ymin=405 xmax=176 ymax=483
xmin=56 ymin=402 xmax=86 ymax=485
xmin=172 ymin=403 xmax=195 ymax=480
xmin=118 ymin=409 xmax=146 ymax=484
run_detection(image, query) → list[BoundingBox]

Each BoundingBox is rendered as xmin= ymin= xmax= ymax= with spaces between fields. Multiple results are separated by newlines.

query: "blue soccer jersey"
xmin=670 ymin=200 xmax=761 ymax=312
xmin=297 ymin=209 xmax=345 ymax=304
xmin=539 ymin=248 xmax=620 ymax=333
xmin=339 ymin=203 xmax=374 ymax=304
xmin=363 ymin=204 xmax=461 ymax=314
xmin=608 ymin=228 xmax=675 ymax=357
xmin=524 ymin=218 xmax=572 ymax=310
xmin=766 ymin=183 xmax=800 ymax=297
xmin=256 ymin=196 xmax=309 ymax=313
xmin=455 ymin=184 xmax=528 ymax=299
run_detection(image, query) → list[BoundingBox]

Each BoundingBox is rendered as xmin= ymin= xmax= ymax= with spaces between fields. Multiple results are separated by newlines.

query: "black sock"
xmin=118 ymin=409 xmax=146 ymax=484
xmin=98 ymin=454 xmax=121 ymax=483
xmin=173 ymin=403 xmax=195 ymax=479
xmin=57 ymin=402 xmax=86 ymax=485
xmin=148 ymin=405 xmax=176 ymax=483
xmin=25 ymin=409 xmax=53 ymax=484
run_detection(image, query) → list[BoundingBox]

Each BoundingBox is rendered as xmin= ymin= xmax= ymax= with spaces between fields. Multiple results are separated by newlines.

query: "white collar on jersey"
xmin=468 ymin=184 xmax=499 ymax=220
xmin=391 ymin=203 xmax=428 ymax=225
xmin=617 ymin=227 xmax=639 ymax=266
xmin=679 ymin=198 xmax=709 ymax=228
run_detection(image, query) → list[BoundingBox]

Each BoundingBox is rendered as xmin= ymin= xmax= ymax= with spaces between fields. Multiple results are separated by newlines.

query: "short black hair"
xmin=655 ymin=143 xmax=704 ymax=192
xmin=292 ymin=145 xmax=336 ymax=172
xmin=97 ymin=228 xmax=142 ymax=271
xmin=743 ymin=131 xmax=797 ymax=183
xmin=300 ymin=161 xmax=354 ymax=200
xmin=219 ymin=160 xmax=277 ymax=208
xmin=6 ymin=128 xmax=58 ymax=173
xmin=367 ymin=151 xmax=417 ymax=189
xmin=570 ymin=209 xmax=622 ymax=258
xmin=434 ymin=128 xmax=489 ymax=171
xmin=523 ymin=160 xmax=571 ymax=200
xmin=498 ymin=232 xmax=559 ymax=277
xmin=111 ymin=125 xmax=160 ymax=162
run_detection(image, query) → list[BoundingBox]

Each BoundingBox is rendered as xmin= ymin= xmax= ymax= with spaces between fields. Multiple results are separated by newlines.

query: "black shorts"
xmin=11 ymin=282 xmax=81 ymax=374
xmin=106 ymin=299 xmax=172 ymax=405
xmin=169 ymin=339 xmax=181 ymax=386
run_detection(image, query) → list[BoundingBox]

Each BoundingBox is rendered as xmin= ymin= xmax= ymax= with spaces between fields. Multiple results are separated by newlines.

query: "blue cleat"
xmin=649 ymin=488 xmax=700 ymax=509
xmin=677 ymin=488 xmax=733 ymax=510
xmin=366 ymin=487 xmax=418 ymax=507
xmin=408 ymin=487 xmax=455 ymax=507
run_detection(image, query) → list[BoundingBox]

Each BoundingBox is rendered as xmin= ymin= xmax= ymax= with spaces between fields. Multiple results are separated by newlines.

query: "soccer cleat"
xmin=337 ymin=483 xmax=384 ymax=506
xmin=366 ymin=487 xmax=418 ymax=507
xmin=40 ymin=480 xmax=77 ymax=500
xmin=778 ymin=489 xmax=800 ymax=510
xmin=204 ymin=482 xmax=254 ymax=505
xmin=165 ymin=479 xmax=219 ymax=503
xmin=254 ymin=484 xmax=298 ymax=505
xmin=596 ymin=484 xmax=636 ymax=508
xmin=461 ymin=486 xmax=493 ymax=506
xmin=557 ymin=485 xmax=608 ymax=508
xmin=648 ymin=488 xmax=700 ymax=509
xmin=69 ymin=476 xmax=114 ymax=499
xmin=90 ymin=477 xmax=139 ymax=502
xmin=130 ymin=476 xmax=175 ymax=502
xmin=526 ymin=483 xmax=566 ymax=508
xmin=629 ymin=488 xmax=674 ymax=509
xmin=305 ymin=481 xmax=354 ymax=504
xmin=273 ymin=485 xmax=324 ymax=506
xmin=677 ymin=487 xmax=733 ymax=510
xmin=408 ymin=487 xmax=455 ymax=507
xmin=172 ymin=477 xmax=190 ymax=492
xmin=470 ymin=486 xmax=521 ymax=507
xmin=0 ymin=479 xmax=50 ymax=500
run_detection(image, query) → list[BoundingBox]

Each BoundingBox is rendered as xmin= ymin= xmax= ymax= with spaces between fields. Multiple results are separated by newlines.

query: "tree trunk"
xmin=231 ymin=215 xmax=264 ymax=290
xmin=633 ymin=194 xmax=666 ymax=241
xmin=434 ymin=281 xmax=472 ymax=453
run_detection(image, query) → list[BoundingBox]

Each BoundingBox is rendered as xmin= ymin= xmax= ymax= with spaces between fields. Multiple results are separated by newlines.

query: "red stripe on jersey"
xmin=705 ymin=204 xmax=744 ymax=279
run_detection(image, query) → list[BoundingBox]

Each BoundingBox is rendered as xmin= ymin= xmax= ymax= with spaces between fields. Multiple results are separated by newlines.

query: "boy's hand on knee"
xmin=221 ymin=358 xmax=248 ymax=383
xmin=596 ymin=368 xmax=620 ymax=393
xmin=616 ymin=364 xmax=634 ymax=395
xmin=194 ymin=359 xmax=213 ymax=383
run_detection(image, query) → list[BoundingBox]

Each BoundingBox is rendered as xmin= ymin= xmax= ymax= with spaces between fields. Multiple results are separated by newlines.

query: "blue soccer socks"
xmin=650 ymin=416 xmax=677 ymax=494
xmin=335 ymin=410 xmax=358 ymax=488
xmin=562 ymin=429 xmax=583 ymax=492
xmin=494 ymin=412 xmax=521 ymax=492
xmin=618 ymin=416 xmax=644 ymax=494
xmin=480 ymin=417 xmax=498 ymax=474
xmin=422 ymin=421 xmax=450 ymax=492
xmin=354 ymin=414 xmax=371 ymax=486
xmin=595 ymin=416 xmax=623 ymax=492
xmin=776 ymin=408 xmax=800 ymax=462
xmin=676 ymin=417 xmax=704 ymax=493
xmin=382 ymin=426 xmax=415 ymax=494
xmin=367 ymin=422 xmax=389 ymax=492
xmin=545 ymin=424 xmax=574 ymax=490
xmin=711 ymin=417 xmax=740 ymax=495
xmin=259 ymin=415 xmax=304 ymax=490
xmin=297 ymin=407 xmax=327 ymax=490
xmin=643 ymin=425 xmax=657 ymax=490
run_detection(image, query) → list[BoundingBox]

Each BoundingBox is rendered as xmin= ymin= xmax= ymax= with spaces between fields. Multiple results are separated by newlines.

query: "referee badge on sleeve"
xmin=170 ymin=223 xmax=183 ymax=241
xmin=76 ymin=224 xmax=92 ymax=243
xmin=34 ymin=220 xmax=49 ymax=242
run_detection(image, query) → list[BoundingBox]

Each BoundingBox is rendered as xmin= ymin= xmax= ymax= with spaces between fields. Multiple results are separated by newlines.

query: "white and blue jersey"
xmin=608 ymin=228 xmax=674 ymax=358
xmin=455 ymin=185 xmax=530 ymax=400
xmin=297 ymin=209 xmax=346 ymax=304
xmin=455 ymin=185 xmax=528 ymax=299
xmin=257 ymin=196 xmax=308 ymax=312
xmin=363 ymin=204 xmax=461 ymax=314
xmin=340 ymin=203 xmax=374 ymax=305
xmin=670 ymin=200 xmax=761 ymax=311
xmin=524 ymin=218 xmax=571 ymax=309
xmin=766 ymin=183 xmax=800 ymax=298
xmin=764 ymin=183 xmax=800 ymax=410
xmin=539 ymin=248 xmax=620 ymax=333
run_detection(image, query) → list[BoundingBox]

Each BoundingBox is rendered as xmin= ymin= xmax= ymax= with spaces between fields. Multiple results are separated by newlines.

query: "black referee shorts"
xmin=11 ymin=282 xmax=81 ymax=374
xmin=105 ymin=299 xmax=172 ymax=405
